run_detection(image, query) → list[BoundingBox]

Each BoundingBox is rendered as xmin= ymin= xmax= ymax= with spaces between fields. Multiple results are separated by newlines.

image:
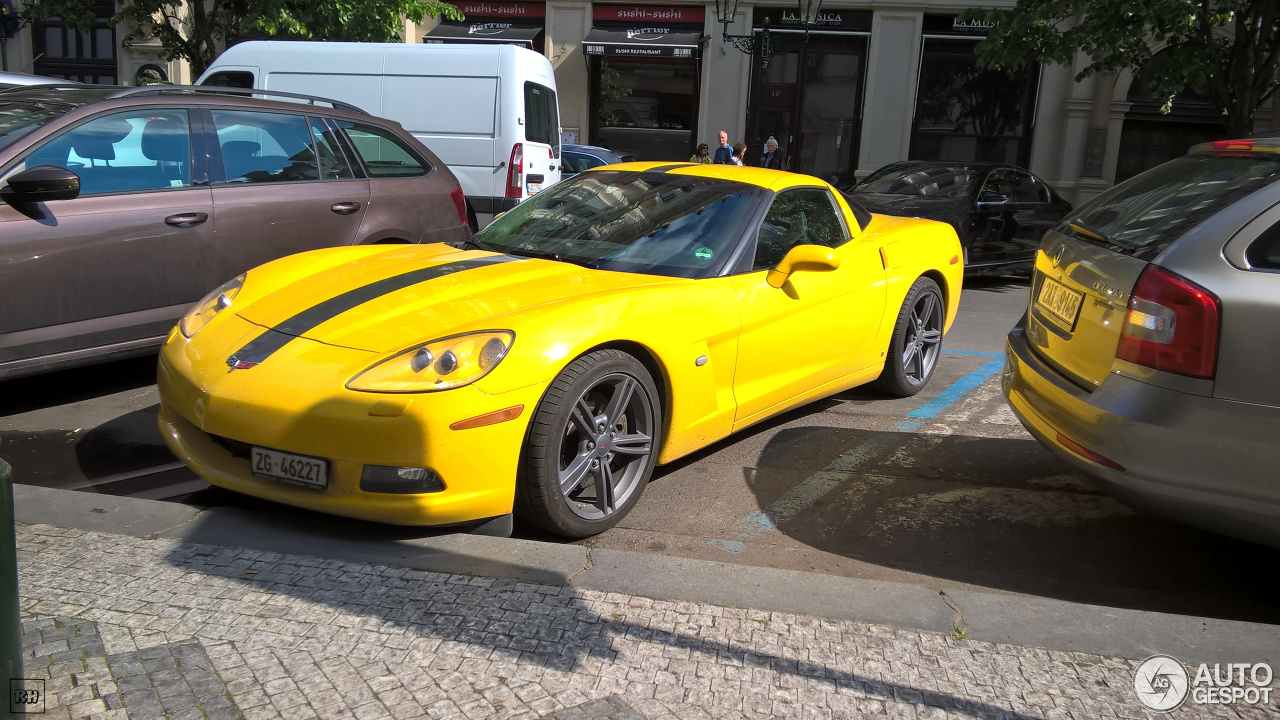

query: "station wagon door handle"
xmin=331 ymin=202 xmax=362 ymax=215
xmin=164 ymin=212 xmax=209 ymax=228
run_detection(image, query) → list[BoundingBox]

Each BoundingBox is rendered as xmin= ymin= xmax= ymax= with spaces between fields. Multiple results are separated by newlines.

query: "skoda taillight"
xmin=505 ymin=143 xmax=523 ymax=199
xmin=448 ymin=186 xmax=467 ymax=227
xmin=1116 ymin=265 xmax=1220 ymax=379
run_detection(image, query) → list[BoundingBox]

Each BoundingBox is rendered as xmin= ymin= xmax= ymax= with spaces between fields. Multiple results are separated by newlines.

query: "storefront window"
xmin=32 ymin=0 xmax=117 ymax=84
xmin=593 ymin=58 xmax=697 ymax=161
xmin=746 ymin=9 xmax=870 ymax=182
xmin=910 ymin=39 xmax=1037 ymax=166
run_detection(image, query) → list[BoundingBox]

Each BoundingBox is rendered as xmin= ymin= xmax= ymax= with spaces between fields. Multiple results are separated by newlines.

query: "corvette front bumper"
xmin=157 ymin=333 xmax=543 ymax=527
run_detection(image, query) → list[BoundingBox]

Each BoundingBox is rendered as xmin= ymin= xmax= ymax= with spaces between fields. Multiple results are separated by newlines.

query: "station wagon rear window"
xmin=335 ymin=121 xmax=430 ymax=177
xmin=1062 ymin=154 xmax=1280 ymax=260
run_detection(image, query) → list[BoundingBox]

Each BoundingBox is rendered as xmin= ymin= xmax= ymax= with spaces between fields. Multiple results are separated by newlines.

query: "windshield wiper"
xmin=503 ymin=247 xmax=600 ymax=269
xmin=1067 ymin=219 xmax=1110 ymax=243
xmin=448 ymin=236 xmax=493 ymax=252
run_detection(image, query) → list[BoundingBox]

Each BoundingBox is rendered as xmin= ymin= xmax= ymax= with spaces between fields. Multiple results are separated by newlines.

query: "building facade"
xmin=4 ymin=0 xmax=1273 ymax=205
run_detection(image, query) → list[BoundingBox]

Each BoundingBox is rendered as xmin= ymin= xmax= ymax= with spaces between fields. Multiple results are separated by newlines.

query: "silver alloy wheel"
xmin=557 ymin=372 xmax=656 ymax=520
xmin=902 ymin=290 xmax=943 ymax=384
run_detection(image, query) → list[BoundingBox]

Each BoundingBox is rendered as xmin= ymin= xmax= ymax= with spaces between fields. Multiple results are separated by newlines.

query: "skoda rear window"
xmin=1062 ymin=154 xmax=1280 ymax=260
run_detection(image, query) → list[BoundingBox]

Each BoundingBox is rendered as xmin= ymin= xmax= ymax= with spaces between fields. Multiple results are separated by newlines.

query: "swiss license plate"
xmin=251 ymin=446 xmax=329 ymax=490
xmin=1036 ymin=276 xmax=1084 ymax=329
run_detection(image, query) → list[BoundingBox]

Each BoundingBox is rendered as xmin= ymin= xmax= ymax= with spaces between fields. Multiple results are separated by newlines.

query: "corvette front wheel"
xmin=876 ymin=276 xmax=944 ymax=397
xmin=517 ymin=350 xmax=662 ymax=538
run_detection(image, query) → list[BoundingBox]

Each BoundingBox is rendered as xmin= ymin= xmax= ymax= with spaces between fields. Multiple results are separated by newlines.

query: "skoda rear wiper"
xmin=1067 ymin=219 xmax=1110 ymax=243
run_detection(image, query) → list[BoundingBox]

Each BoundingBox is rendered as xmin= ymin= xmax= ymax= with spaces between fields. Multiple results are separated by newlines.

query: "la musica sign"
xmin=778 ymin=9 xmax=844 ymax=24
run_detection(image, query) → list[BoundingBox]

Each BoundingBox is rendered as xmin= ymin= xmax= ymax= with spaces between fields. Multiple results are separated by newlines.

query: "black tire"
xmin=466 ymin=204 xmax=479 ymax=233
xmin=515 ymin=349 xmax=662 ymax=538
xmin=876 ymin=276 xmax=945 ymax=397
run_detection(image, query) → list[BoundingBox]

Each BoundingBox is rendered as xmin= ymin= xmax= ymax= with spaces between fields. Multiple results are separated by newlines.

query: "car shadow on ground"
xmin=742 ymin=425 xmax=1280 ymax=625
xmin=156 ymin=512 xmax=1046 ymax=720
xmin=0 ymin=353 xmax=160 ymax=417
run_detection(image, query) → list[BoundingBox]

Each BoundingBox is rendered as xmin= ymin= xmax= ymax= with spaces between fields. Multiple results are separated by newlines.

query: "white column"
xmin=547 ymin=1 xmax=592 ymax=145
xmin=699 ymin=4 xmax=752 ymax=149
xmin=857 ymin=10 xmax=921 ymax=178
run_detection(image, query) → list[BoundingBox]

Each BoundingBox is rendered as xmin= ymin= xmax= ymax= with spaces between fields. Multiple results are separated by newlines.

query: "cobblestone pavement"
xmin=15 ymin=523 xmax=1278 ymax=720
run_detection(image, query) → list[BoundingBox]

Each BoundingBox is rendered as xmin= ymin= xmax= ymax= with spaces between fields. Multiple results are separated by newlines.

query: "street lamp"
xmin=797 ymin=0 xmax=823 ymax=27
xmin=713 ymin=0 xmax=760 ymax=59
xmin=714 ymin=0 xmax=824 ymax=64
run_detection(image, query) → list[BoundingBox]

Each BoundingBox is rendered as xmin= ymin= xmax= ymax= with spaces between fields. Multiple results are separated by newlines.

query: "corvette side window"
xmin=753 ymin=188 xmax=850 ymax=270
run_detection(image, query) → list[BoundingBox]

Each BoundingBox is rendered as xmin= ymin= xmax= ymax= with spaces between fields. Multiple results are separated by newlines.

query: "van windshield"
xmin=475 ymin=170 xmax=764 ymax=278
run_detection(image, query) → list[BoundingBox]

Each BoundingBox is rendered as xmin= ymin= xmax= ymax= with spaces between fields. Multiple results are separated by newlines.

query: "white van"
xmin=197 ymin=41 xmax=561 ymax=228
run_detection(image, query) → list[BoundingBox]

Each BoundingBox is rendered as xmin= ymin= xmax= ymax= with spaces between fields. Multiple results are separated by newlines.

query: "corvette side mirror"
xmin=767 ymin=244 xmax=840 ymax=288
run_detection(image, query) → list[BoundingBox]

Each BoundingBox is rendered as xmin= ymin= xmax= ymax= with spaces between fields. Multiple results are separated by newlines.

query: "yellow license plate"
xmin=1036 ymin=276 xmax=1084 ymax=329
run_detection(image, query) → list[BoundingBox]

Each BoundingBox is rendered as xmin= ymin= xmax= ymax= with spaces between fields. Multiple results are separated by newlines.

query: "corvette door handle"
xmin=164 ymin=212 xmax=208 ymax=228
xmin=331 ymin=202 xmax=362 ymax=215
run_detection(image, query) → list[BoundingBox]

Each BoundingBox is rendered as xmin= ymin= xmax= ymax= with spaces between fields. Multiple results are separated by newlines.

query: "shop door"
xmin=751 ymin=36 xmax=866 ymax=185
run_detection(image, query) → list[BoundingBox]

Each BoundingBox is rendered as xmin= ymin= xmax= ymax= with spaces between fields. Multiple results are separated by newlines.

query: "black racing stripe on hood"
xmin=227 ymin=255 xmax=518 ymax=367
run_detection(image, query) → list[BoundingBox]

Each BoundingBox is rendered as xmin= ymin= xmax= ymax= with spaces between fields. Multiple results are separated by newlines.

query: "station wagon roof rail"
xmin=107 ymin=85 xmax=370 ymax=115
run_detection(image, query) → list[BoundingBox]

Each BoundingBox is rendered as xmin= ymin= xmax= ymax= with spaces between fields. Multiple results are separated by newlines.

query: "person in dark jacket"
xmin=760 ymin=137 xmax=783 ymax=169
xmin=712 ymin=131 xmax=733 ymax=164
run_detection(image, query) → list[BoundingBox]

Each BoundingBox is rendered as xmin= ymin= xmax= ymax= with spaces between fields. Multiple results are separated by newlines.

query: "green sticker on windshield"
xmin=694 ymin=247 xmax=713 ymax=260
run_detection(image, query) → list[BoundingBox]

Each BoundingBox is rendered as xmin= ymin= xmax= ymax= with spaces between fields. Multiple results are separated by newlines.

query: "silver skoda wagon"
xmin=1003 ymin=138 xmax=1280 ymax=547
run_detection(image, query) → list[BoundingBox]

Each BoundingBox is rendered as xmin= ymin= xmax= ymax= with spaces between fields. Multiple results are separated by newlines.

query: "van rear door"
xmin=521 ymin=81 xmax=560 ymax=195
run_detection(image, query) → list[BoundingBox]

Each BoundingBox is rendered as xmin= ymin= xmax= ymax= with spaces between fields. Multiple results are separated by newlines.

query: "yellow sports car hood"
xmin=233 ymin=245 xmax=670 ymax=358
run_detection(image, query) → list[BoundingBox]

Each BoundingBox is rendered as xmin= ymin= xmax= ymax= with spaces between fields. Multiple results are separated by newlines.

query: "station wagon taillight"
xmin=449 ymin=186 xmax=467 ymax=227
xmin=1116 ymin=265 xmax=1220 ymax=379
xmin=505 ymin=143 xmax=523 ymax=199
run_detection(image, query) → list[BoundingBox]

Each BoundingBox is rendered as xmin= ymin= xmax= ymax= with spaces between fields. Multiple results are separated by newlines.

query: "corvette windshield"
xmin=476 ymin=170 xmax=766 ymax=278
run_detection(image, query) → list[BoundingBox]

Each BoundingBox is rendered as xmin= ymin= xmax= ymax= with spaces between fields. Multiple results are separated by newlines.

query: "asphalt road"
xmin=3 ymin=276 xmax=1278 ymax=628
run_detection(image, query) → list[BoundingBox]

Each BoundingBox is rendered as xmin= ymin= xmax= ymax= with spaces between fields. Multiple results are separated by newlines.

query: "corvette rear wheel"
xmin=876 ymin=276 xmax=944 ymax=397
xmin=517 ymin=350 xmax=661 ymax=538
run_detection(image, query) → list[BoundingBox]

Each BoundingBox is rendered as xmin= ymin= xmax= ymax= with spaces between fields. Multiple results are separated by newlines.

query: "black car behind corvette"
xmin=844 ymin=161 xmax=1072 ymax=273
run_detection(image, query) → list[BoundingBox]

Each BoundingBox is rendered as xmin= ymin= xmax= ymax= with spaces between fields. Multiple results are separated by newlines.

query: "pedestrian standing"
xmin=760 ymin=137 xmax=782 ymax=169
xmin=730 ymin=142 xmax=747 ymax=166
xmin=690 ymin=143 xmax=712 ymax=163
xmin=712 ymin=131 xmax=733 ymax=164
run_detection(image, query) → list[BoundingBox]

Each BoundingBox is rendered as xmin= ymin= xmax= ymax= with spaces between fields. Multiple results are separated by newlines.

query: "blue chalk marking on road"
xmin=707 ymin=349 xmax=1004 ymax=554
xmin=707 ymin=538 xmax=747 ymax=554
xmin=906 ymin=357 xmax=1004 ymax=420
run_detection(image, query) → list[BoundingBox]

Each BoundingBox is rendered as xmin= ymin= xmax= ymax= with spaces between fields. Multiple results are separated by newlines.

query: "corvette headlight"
xmin=347 ymin=330 xmax=515 ymax=393
xmin=180 ymin=274 xmax=245 ymax=338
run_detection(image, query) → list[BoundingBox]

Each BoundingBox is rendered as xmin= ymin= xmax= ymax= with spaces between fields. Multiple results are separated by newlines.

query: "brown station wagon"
xmin=0 ymin=85 xmax=471 ymax=379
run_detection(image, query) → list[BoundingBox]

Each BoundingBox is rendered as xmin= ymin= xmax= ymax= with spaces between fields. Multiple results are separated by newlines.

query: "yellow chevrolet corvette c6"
xmin=158 ymin=162 xmax=963 ymax=538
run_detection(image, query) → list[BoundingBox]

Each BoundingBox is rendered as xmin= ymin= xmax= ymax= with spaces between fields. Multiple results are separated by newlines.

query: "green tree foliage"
xmin=22 ymin=0 xmax=464 ymax=77
xmin=961 ymin=0 xmax=1280 ymax=136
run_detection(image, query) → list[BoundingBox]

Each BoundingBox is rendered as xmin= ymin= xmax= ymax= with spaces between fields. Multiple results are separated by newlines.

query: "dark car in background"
xmin=0 ymin=72 xmax=64 ymax=91
xmin=1004 ymin=138 xmax=1280 ymax=547
xmin=0 ymin=85 xmax=470 ymax=379
xmin=846 ymin=161 xmax=1072 ymax=273
xmin=559 ymin=144 xmax=626 ymax=179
